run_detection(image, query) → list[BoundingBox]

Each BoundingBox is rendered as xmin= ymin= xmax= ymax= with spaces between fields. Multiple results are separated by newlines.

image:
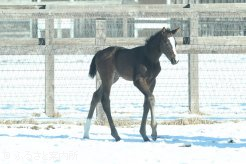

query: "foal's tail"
xmin=89 ymin=51 xmax=99 ymax=78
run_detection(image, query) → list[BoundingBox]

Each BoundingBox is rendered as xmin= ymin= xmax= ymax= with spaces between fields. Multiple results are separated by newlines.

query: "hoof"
xmin=115 ymin=137 xmax=121 ymax=142
xmin=144 ymin=139 xmax=150 ymax=142
xmin=143 ymin=137 xmax=150 ymax=142
xmin=152 ymin=137 xmax=157 ymax=141
xmin=151 ymin=135 xmax=157 ymax=141
xmin=83 ymin=135 xmax=89 ymax=139
xmin=112 ymin=132 xmax=121 ymax=142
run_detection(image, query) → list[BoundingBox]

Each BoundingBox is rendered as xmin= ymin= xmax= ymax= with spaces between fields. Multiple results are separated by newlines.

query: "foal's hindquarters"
xmin=84 ymin=47 xmax=121 ymax=141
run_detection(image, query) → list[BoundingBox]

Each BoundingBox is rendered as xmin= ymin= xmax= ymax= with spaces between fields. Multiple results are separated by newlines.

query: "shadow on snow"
xmin=1 ymin=132 xmax=246 ymax=149
xmin=159 ymin=135 xmax=246 ymax=148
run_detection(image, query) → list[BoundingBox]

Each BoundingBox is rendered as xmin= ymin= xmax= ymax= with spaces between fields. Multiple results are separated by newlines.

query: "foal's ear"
xmin=162 ymin=27 xmax=166 ymax=33
xmin=171 ymin=27 xmax=180 ymax=35
xmin=161 ymin=27 xmax=168 ymax=36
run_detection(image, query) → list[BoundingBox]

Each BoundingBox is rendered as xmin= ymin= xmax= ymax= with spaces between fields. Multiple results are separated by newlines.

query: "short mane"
xmin=145 ymin=30 xmax=161 ymax=47
xmin=145 ymin=28 xmax=172 ymax=47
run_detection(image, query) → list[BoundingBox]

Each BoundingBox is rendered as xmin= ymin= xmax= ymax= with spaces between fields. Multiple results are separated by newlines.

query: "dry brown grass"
xmin=45 ymin=125 xmax=55 ymax=130
xmin=30 ymin=125 xmax=41 ymax=130
xmin=0 ymin=118 xmax=38 ymax=125
xmin=95 ymin=119 xmax=140 ymax=127
xmin=158 ymin=118 xmax=219 ymax=125
xmin=0 ymin=118 xmax=82 ymax=126
xmin=32 ymin=113 xmax=41 ymax=117
xmin=0 ymin=117 xmax=233 ymax=128
xmin=95 ymin=117 xmax=219 ymax=127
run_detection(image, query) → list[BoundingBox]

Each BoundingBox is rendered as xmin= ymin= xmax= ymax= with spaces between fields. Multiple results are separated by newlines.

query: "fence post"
xmin=95 ymin=18 xmax=107 ymax=124
xmin=45 ymin=18 xmax=55 ymax=117
xmin=188 ymin=3 xmax=200 ymax=114
xmin=123 ymin=18 xmax=128 ymax=37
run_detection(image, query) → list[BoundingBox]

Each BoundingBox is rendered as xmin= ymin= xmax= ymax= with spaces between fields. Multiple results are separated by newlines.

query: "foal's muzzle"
xmin=171 ymin=58 xmax=179 ymax=65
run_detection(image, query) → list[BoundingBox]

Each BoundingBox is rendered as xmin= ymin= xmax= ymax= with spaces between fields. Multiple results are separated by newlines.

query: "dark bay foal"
xmin=84 ymin=27 xmax=179 ymax=141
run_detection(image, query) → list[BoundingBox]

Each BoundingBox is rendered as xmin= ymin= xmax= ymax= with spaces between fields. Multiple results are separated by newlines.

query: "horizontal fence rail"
xmin=0 ymin=3 xmax=246 ymax=18
xmin=1 ymin=38 xmax=246 ymax=53
xmin=0 ymin=3 xmax=245 ymax=119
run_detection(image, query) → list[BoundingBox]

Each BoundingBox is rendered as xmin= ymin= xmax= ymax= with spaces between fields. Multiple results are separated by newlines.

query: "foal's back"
xmin=95 ymin=45 xmax=147 ymax=81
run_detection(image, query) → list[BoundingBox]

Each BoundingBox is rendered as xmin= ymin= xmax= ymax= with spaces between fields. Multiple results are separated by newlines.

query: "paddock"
xmin=0 ymin=2 xmax=245 ymax=122
xmin=0 ymin=1 xmax=246 ymax=163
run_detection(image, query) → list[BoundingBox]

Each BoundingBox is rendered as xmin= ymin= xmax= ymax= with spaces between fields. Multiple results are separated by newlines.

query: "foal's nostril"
xmin=171 ymin=58 xmax=179 ymax=65
xmin=171 ymin=58 xmax=175 ymax=64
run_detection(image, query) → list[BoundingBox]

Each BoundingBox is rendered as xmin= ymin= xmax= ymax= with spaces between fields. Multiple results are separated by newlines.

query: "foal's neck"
xmin=145 ymin=47 xmax=162 ymax=64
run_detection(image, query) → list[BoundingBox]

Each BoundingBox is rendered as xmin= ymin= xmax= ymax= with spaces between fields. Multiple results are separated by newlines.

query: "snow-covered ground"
xmin=0 ymin=121 xmax=246 ymax=164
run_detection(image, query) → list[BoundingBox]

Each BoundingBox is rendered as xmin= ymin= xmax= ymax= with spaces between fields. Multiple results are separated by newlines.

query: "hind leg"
xmin=83 ymin=86 xmax=102 ymax=139
xmin=99 ymin=71 xmax=120 ymax=141
xmin=101 ymin=85 xmax=121 ymax=141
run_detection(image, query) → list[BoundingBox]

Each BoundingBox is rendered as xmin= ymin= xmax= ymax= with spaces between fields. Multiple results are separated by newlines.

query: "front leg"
xmin=134 ymin=76 xmax=157 ymax=141
xmin=140 ymin=98 xmax=150 ymax=142
xmin=148 ymin=95 xmax=157 ymax=141
xmin=149 ymin=79 xmax=157 ymax=141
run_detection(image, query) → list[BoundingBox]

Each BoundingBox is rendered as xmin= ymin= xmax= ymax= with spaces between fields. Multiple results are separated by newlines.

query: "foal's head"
xmin=160 ymin=27 xmax=180 ymax=65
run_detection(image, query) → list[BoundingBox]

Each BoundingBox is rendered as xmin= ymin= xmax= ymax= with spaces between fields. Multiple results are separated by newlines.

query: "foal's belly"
xmin=117 ymin=66 xmax=134 ymax=81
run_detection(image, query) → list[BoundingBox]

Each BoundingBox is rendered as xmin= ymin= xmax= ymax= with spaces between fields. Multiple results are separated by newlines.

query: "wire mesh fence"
xmin=0 ymin=55 xmax=45 ymax=118
xmin=199 ymin=54 xmax=246 ymax=113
